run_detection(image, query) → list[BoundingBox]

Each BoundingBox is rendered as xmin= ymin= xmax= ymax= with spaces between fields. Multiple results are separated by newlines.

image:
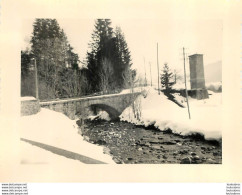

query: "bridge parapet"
xmin=39 ymin=91 xmax=143 ymax=120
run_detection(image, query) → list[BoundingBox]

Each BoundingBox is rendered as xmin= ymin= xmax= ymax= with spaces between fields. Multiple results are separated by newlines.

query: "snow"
xmin=20 ymin=108 xmax=115 ymax=164
xmin=20 ymin=141 xmax=85 ymax=166
xmin=119 ymin=86 xmax=145 ymax=94
xmin=21 ymin=96 xmax=37 ymax=101
xmin=206 ymin=81 xmax=222 ymax=92
xmin=173 ymin=81 xmax=191 ymax=90
xmin=120 ymin=87 xmax=222 ymax=141
xmin=88 ymin=111 xmax=111 ymax=121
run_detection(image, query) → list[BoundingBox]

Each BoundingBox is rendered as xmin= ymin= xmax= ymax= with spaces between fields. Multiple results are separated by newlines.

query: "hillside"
xmin=204 ymin=61 xmax=222 ymax=83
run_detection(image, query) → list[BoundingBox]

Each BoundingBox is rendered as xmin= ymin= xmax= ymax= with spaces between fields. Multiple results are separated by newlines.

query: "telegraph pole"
xmin=143 ymin=57 xmax=147 ymax=86
xmin=149 ymin=62 xmax=152 ymax=86
xmin=183 ymin=47 xmax=191 ymax=119
xmin=157 ymin=43 xmax=160 ymax=95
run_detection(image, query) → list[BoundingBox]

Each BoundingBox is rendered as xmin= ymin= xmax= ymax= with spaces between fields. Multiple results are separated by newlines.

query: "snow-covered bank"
xmin=120 ymin=87 xmax=222 ymax=141
xmin=20 ymin=108 xmax=114 ymax=164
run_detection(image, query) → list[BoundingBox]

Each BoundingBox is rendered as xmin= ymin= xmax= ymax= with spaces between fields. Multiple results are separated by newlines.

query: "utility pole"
xmin=157 ymin=43 xmax=160 ymax=95
xmin=143 ymin=57 xmax=147 ymax=86
xmin=149 ymin=62 xmax=152 ymax=86
xmin=183 ymin=47 xmax=191 ymax=119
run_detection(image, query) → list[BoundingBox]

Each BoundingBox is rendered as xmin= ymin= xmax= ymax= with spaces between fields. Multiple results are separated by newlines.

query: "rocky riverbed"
xmin=77 ymin=119 xmax=222 ymax=164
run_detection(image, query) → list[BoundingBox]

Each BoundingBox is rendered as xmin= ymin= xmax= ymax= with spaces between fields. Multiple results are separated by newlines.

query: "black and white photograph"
xmin=20 ymin=18 xmax=222 ymax=165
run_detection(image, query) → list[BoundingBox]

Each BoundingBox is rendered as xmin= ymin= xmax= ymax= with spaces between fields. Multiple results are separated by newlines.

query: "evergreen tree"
xmin=29 ymin=19 xmax=80 ymax=99
xmin=114 ymin=26 xmax=134 ymax=89
xmin=21 ymin=50 xmax=32 ymax=78
xmin=86 ymin=19 xmax=116 ymax=92
xmin=86 ymin=19 xmax=135 ymax=93
xmin=160 ymin=63 xmax=175 ymax=93
xmin=21 ymin=50 xmax=35 ymax=97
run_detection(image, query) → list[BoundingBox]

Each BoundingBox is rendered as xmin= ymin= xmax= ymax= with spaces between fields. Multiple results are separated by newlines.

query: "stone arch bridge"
xmin=39 ymin=92 xmax=143 ymax=120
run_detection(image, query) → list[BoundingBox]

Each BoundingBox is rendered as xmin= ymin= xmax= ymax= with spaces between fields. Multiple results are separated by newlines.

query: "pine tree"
xmin=160 ymin=63 xmax=175 ymax=94
xmin=21 ymin=50 xmax=35 ymax=96
xmin=29 ymin=19 xmax=80 ymax=99
xmin=114 ymin=26 xmax=134 ymax=89
xmin=86 ymin=19 xmax=135 ymax=93
xmin=86 ymin=19 xmax=116 ymax=92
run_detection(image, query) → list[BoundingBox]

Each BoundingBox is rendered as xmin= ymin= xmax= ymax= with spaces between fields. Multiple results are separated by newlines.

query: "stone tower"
xmin=188 ymin=54 xmax=206 ymax=89
xmin=188 ymin=54 xmax=208 ymax=99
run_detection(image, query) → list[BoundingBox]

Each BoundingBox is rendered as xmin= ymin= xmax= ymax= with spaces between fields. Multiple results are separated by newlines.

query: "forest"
xmin=21 ymin=19 xmax=136 ymax=100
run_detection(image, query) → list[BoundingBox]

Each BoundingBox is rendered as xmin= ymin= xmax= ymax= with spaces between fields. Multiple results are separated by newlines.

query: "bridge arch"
xmin=89 ymin=104 xmax=121 ymax=120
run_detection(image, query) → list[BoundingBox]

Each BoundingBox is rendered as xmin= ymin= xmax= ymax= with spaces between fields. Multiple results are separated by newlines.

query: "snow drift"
xmin=20 ymin=108 xmax=114 ymax=164
xmin=120 ymin=87 xmax=222 ymax=141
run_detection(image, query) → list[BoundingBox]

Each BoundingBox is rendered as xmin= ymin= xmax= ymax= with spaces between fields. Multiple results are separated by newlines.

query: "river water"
xmin=77 ymin=119 xmax=222 ymax=164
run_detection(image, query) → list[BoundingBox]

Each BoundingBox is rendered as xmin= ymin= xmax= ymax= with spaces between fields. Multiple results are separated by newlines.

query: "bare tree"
xmin=99 ymin=57 xmax=114 ymax=94
xmin=173 ymin=69 xmax=183 ymax=84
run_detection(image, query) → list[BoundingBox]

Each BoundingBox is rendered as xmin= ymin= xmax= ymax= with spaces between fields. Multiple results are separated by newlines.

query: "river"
xmin=77 ymin=119 xmax=222 ymax=164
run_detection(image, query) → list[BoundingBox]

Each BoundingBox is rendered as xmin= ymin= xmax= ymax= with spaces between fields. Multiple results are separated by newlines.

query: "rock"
xmin=173 ymin=152 xmax=178 ymax=156
xmin=207 ymin=158 xmax=216 ymax=164
xmin=213 ymin=152 xmax=219 ymax=156
xmin=201 ymin=157 xmax=206 ymax=161
xmin=192 ymin=155 xmax=200 ymax=160
xmin=176 ymin=143 xmax=182 ymax=146
xmin=94 ymin=140 xmax=106 ymax=145
xmin=149 ymin=141 xmax=160 ymax=144
xmin=179 ymin=150 xmax=188 ymax=154
xmin=158 ymin=137 xmax=163 ymax=140
xmin=113 ymin=158 xmax=122 ymax=164
xmin=157 ymin=155 xmax=161 ymax=159
xmin=138 ymin=148 xmax=143 ymax=151
xmin=163 ymin=155 xmax=168 ymax=159
xmin=201 ymin=146 xmax=206 ymax=150
xmin=161 ymin=141 xmax=176 ymax=145
xmin=151 ymin=145 xmax=161 ymax=150
xmin=83 ymin=136 xmax=90 ymax=141
xmin=127 ymin=157 xmax=133 ymax=161
xmin=180 ymin=157 xmax=192 ymax=164
xmin=210 ymin=146 xmax=216 ymax=150
xmin=190 ymin=152 xmax=196 ymax=156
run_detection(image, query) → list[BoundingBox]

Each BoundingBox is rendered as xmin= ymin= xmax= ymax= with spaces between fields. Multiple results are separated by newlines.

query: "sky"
xmin=22 ymin=18 xmax=222 ymax=84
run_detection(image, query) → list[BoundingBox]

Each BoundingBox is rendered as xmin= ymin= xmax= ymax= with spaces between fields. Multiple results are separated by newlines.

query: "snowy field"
xmin=20 ymin=107 xmax=115 ymax=165
xmin=120 ymin=87 xmax=222 ymax=141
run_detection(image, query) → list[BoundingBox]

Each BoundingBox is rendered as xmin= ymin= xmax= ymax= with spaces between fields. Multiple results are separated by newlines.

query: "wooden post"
xmin=183 ymin=47 xmax=191 ymax=119
xmin=143 ymin=57 xmax=147 ymax=86
xmin=157 ymin=43 xmax=160 ymax=95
